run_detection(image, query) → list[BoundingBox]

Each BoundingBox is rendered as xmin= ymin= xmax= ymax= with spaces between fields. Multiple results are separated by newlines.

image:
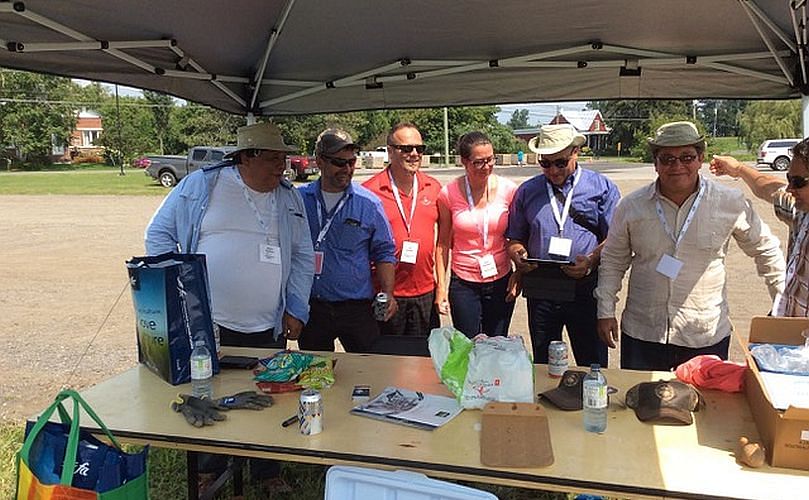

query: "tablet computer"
xmin=521 ymin=257 xmax=573 ymax=265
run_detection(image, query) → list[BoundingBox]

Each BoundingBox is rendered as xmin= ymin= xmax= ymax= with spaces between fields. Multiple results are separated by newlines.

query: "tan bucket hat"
xmin=223 ymin=122 xmax=297 ymax=159
xmin=528 ymin=124 xmax=586 ymax=155
xmin=647 ymin=121 xmax=705 ymax=151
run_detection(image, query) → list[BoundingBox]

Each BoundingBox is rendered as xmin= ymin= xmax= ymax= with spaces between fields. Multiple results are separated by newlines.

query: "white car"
xmin=757 ymin=139 xmax=801 ymax=171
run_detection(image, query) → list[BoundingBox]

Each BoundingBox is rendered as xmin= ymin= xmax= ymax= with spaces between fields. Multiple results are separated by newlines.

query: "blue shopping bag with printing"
xmin=126 ymin=252 xmax=219 ymax=385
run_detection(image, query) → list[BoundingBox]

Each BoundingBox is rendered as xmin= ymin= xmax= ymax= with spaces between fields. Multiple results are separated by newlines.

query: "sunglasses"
xmin=469 ymin=156 xmax=497 ymax=169
xmin=657 ymin=154 xmax=698 ymax=166
xmin=323 ymin=155 xmax=357 ymax=168
xmin=539 ymin=157 xmax=571 ymax=169
xmin=389 ymin=144 xmax=426 ymax=154
xmin=787 ymin=174 xmax=809 ymax=189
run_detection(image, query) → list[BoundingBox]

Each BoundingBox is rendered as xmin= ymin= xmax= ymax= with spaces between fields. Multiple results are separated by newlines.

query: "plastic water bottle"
xmin=190 ymin=340 xmax=213 ymax=399
xmin=583 ymin=363 xmax=607 ymax=433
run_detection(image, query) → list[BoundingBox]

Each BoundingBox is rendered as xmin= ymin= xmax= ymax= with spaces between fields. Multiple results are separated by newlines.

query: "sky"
xmin=495 ymin=102 xmax=589 ymax=127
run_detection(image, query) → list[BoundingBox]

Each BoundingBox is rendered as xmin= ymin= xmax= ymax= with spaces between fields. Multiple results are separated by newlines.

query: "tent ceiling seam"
xmin=741 ymin=0 xmax=795 ymax=86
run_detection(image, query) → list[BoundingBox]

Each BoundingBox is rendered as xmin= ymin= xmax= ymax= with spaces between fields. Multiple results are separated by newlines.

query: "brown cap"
xmin=540 ymin=370 xmax=587 ymax=411
xmin=315 ymin=128 xmax=360 ymax=156
xmin=625 ymin=380 xmax=701 ymax=425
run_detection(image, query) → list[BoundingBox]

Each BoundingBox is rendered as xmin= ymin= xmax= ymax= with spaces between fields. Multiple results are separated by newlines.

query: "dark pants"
xmin=449 ymin=272 xmax=515 ymax=338
xmin=620 ymin=333 xmax=731 ymax=371
xmin=198 ymin=325 xmax=282 ymax=479
xmin=380 ymin=290 xmax=440 ymax=337
xmin=526 ymin=278 xmax=607 ymax=367
xmin=298 ymin=299 xmax=379 ymax=352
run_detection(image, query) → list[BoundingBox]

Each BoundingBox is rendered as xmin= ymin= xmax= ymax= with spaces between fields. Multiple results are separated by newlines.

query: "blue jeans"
xmin=449 ymin=272 xmax=515 ymax=338
xmin=620 ymin=333 xmax=731 ymax=371
xmin=526 ymin=277 xmax=607 ymax=367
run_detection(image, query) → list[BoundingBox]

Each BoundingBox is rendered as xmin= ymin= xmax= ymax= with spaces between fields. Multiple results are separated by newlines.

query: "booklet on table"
xmin=350 ymin=386 xmax=463 ymax=430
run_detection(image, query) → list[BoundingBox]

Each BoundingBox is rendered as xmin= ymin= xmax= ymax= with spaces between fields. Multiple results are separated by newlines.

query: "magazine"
xmin=350 ymin=386 xmax=463 ymax=430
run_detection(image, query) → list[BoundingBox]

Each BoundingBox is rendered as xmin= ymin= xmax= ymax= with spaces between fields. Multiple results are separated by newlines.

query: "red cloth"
xmin=363 ymin=169 xmax=441 ymax=297
xmin=675 ymin=355 xmax=746 ymax=393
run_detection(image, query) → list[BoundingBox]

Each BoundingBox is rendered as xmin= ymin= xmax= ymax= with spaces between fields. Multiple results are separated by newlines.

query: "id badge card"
xmin=548 ymin=236 xmax=573 ymax=258
xmin=656 ymin=253 xmax=683 ymax=280
xmin=259 ymin=244 xmax=281 ymax=265
xmin=314 ymin=251 xmax=324 ymax=275
xmin=400 ymin=240 xmax=419 ymax=264
xmin=479 ymin=254 xmax=498 ymax=279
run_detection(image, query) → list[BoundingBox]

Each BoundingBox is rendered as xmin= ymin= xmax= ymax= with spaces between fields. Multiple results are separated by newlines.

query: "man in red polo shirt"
xmin=363 ymin=122 xmax=442 ymax=337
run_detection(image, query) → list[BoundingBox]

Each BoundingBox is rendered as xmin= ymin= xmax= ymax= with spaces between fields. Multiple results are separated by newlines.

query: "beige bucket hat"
xmin=647 ymin=121 xmax=705 ymax=151
xmin=223 ymin=122 xmax=297 ymax=159
xmin=528 ymin=124 xmax=586 ymax=155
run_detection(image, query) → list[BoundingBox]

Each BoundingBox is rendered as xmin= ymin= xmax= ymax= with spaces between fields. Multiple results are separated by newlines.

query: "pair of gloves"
xmin=171 ymin=391 xmax=274 ymax=427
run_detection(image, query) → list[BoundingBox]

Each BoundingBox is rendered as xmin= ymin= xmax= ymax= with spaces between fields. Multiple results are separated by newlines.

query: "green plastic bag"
xmin=428 ymin=327 xmax=474 ymax=400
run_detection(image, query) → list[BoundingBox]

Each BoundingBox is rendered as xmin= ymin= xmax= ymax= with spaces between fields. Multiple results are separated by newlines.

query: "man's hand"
xmin=384 ymin=295 xmax=399 ymax=321
xmin=283 ymin=312 xmax=303 ymax=340
xmin=597 ymin=317 xmax=619 ymax=348
xmin=506 ymin=271 xmax=522 ymax=302
xmin=171 ymin=394 xmax=227 ymax=427
xmin=509 ymin=244 xmax=538 ymax=274
xmin=709 ymin=155 xmax=743 ymax=178
xmin=561 ymin=254 xmax=591 ymax=280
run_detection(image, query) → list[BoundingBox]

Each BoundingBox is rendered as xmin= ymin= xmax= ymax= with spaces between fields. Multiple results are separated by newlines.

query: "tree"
xmin=94 ymin=95 xmax=158 ymax=166
xmin=507 ymin=109 xmax=531 ymax=130
xmin=169 ymin=105 xmax=245 ymax=153
xmin=697 ymin=100 xmax=747 ymax=137
xmin=738 ymin=100 xmax=801 ymax=151
xmin=0 ymin=70 xmax=80 ymax=164
xmin=143 ymin=90 xmax=174 ymax=154
xmin=630 ymin=113 xmax=708 ymax=161
xmin=588 ymin=100 xmax=691 ymax=154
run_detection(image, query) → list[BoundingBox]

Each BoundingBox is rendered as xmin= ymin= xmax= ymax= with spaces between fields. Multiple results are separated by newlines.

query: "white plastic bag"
xmin=461 ymin=335 xmax=534 ymax=409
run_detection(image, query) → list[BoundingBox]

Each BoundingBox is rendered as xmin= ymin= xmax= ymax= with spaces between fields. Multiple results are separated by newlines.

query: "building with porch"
xmin=513 ymin=109 xmax=610 ymax=154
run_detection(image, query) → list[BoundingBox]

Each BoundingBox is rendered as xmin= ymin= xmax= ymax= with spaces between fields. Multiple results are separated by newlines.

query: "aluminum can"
xmin=373 ymin=292 xmax=389 ymax=321
xmin=548 ymin=340 xmax=569 ymax=378
xmin=298 ymin=389 xmax=323 ymax=435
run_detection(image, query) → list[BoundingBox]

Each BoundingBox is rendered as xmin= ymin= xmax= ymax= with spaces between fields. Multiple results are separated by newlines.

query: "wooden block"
xmin=480 ymin=402 xmax=554 ymax=468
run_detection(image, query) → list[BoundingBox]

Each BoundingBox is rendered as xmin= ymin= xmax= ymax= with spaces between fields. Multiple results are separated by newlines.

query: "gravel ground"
xmin=0 ymin=163 xmax=788 ymax=422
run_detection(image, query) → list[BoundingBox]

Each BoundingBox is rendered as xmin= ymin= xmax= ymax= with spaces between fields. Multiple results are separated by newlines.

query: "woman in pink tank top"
xmin=435 ymin=131 xmax=518 ymax=338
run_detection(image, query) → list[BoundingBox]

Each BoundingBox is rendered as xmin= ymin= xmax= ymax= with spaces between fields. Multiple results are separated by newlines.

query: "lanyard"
xmin=233 ymin=167 xmax=276 ymax=242
xmin=388 ymin=168 xmax=418 ymax=236
xmin=655 ymin=179 xmax=706 ymax=250
xmin=315 ymin=189 xmax=349 ymax=246
xmin=545 ymin=168 xmax=581 ymax=236
xmin=465 ymin=175 xmax=490 ymax=248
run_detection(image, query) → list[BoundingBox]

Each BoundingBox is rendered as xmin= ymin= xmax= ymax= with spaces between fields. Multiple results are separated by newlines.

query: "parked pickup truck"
xmin=144 ymin=147 xmax=318 ymax=187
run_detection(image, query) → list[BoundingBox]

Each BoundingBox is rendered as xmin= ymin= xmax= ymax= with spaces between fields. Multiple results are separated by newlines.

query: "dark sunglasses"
xmin=389 ymin=144 xmax=426 ymax=154
xmin=323 ymin=155 xmax=357 ymax=168
xmin=539 ymin=157 xmax=571 ymax=169
xmin=657 ymin=154 xmax=697 ymax=166
xmin=787 ymin=174 xmax=809 ymax=189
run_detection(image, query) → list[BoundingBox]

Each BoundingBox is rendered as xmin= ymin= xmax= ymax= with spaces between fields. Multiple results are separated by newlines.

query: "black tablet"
xmin=521 ymin=257 xmax=573 ymax=265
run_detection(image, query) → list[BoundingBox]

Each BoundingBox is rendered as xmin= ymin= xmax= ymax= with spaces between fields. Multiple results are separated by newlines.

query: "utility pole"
xmin=713 ymin=105 xmax=718 ymax=137
xmin=115 ymin=84 xmax=124 ymax=176
xmin=443 ymin=107 xmax=449 ymax=167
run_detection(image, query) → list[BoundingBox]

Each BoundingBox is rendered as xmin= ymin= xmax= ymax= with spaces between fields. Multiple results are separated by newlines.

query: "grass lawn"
xmin=0 ymin=168 xmax=167 ymax=195
xmin=709 ymin=136 xmax=755 ymax=161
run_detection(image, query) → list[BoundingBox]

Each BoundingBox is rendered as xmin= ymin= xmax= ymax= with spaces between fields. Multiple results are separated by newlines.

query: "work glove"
xmin=214 ymin=391 xmax=274 ymax=410
xmin=171 ymin=394 xmax=227 ymax=427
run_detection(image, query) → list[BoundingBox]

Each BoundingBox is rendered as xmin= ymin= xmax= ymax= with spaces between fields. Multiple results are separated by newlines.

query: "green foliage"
xmin=0 ymin=168 xmax=166 ymax=195
xmin=697 ymin=99 xmax=747 ymax=137
xmin=507 ymin=109 xmax=531 ymax=130
xmin=0 ymin=70 xmax=80 ymax=163
xmin=94 ymin=95 xmax=158 ymax=165
xmin=168 ymin=105 xmax=245 ymax=153
xmin=143 ymin=90 xmax=174 ymax=155
xmin=738 ymin=100 xmax=801 ymax=151
xmin=589 ymin=100 xmax=692 ymax=154
xmin=629 ymin=113 xmax=708 ymax=161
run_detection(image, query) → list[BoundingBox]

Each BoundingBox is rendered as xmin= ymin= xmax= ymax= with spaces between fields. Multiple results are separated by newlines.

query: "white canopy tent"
xmin=1 ymin=0 xmax=809 ymax=133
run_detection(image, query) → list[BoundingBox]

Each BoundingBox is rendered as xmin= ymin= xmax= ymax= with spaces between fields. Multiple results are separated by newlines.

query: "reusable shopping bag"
xmin=16 ymin=389 xmax=149 ymax=499
xmin=127 ymin=252 xmax=219 ymax=385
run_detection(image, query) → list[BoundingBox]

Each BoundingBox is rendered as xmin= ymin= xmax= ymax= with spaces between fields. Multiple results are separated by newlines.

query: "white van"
xmin=757 ymin=139 xmax=801 ymax=171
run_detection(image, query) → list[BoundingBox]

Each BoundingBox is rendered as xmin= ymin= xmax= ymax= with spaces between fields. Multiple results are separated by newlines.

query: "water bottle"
xmin=583 ymin=363 xmax=607 ymax=433
xmin=190 ymin=340 xmax=213 ymax=399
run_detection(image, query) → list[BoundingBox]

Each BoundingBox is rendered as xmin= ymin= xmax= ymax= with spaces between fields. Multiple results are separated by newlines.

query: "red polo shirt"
xmin=363 ymin=168 xmax=441 ymax=297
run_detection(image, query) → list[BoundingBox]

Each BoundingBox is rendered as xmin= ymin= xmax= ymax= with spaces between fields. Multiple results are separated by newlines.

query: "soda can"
xmin=548 ymin=340 xmax=569 ymax=378
xmin=298 ymin=389 xmax=323 ymax=436
xmin=373 ymin=292 xmax=389 ymax=321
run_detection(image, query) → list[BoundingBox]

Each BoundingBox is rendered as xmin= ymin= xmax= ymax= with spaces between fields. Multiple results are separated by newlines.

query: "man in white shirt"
xmin=595 ymin=121 xmax=785 ymax=370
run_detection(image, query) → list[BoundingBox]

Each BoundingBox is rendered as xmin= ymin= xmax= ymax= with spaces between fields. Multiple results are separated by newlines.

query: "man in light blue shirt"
xmin=298 ymin=128 xmax=398 ymax=352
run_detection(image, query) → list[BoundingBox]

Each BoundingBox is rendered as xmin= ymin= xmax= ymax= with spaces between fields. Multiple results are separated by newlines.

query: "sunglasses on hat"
xmin=787 ymin=174 xmax=809 ymax=189
xmin=390 ymin=144 xmax=426 ymax=154
xmin=323 ymin=155 xmax=357 ymax=168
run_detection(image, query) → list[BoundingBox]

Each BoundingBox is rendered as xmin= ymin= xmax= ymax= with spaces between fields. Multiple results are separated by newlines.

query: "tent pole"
xmin=246 ymin=113 xmax=256 ymax=126
xmin=443 ymin=107 xmax=449 ymax=167
xmin=803 ymin=95 xmax=809 ymax=138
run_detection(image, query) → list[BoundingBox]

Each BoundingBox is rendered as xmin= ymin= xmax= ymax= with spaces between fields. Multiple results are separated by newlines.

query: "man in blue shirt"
xmin=506 ymin=124 xmax=620 ymax=367
xmin=298 ymin=128 xmax=398 ymax=352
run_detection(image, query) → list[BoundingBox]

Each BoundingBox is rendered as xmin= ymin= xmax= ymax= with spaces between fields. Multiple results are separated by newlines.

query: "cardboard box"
xmin=744 ymin=316 xmax=809 ymax=471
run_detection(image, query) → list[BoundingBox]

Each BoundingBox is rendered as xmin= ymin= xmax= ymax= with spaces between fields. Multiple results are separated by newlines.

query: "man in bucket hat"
xmin=297 ymin=128 xmax=398 ymax=352
xmin=506 ymin=124 xmax=620 ymax=367
xmin=145 ymin=121 xmax=314 ymax=493
xmin=595 ymin=120 xmax=785 ymax=370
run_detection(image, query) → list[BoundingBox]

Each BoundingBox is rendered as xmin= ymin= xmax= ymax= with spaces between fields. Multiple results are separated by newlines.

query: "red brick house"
xmin=514 ymin=109 xmax=611 ymax=154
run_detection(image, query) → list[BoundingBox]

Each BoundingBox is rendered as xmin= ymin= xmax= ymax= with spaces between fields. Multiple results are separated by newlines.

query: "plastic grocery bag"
xmin=428 ymin=327 xmax=474 ymax=400
xmin=462 ymin=335 xmax=534 ymax=409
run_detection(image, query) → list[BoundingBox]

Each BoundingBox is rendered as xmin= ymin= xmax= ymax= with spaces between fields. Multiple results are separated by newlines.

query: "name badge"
xmin=259 ymin=244 xmax=281 ymax=265
xmin=549 ymin=236 xmax=573 ymax=258
xmin=479 ymin=254 xmax=498 ymax=279
xmin=314 ymin=251 xmax=324 ymax=275
xmin=400 ymin=240 xmax=419 ymax=264
xmin=656 ymin=253 xmax=683 ymax=280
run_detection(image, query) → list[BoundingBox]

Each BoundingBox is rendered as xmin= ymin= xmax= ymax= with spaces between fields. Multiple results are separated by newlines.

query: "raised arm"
xmin=710 ymin=155 xmax=786 ymax=202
